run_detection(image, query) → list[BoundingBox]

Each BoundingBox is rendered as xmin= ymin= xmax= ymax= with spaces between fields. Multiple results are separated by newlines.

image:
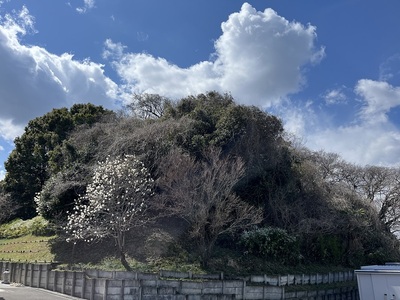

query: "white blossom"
xmin=64 ymin=155 xmax=154 ymax=244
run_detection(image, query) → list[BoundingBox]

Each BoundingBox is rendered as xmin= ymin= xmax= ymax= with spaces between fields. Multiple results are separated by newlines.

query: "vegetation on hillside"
xmin=2 ymin=103 xmax=113 ymax=219
xmin=1 ymin=92 xmax=400 ymax=271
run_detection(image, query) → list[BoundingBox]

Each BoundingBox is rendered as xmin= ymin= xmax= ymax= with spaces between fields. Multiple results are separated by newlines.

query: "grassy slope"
xmin=0 ymin=233 xmax=353 ymax=276
xmin=0 ymin=217 xmax=354 ymax=275
xmin=0 ymin=234 xmax=358 ymax=296
xmin=0 ymin=234 xmax=56 ymax=262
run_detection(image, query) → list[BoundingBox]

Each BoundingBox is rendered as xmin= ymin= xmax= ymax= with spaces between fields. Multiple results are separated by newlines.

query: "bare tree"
xmin=305 ymin=150 xmax=400 ymax=234
xmin=157 ymin=148 xmax=262 ymax=266
xmin=125 ymin=93 xmax=170 ymax=119
xmin=359 ymin=167 xmax=400 ymax=233
xmin=357 ymin=166 xmax=393 ymax=202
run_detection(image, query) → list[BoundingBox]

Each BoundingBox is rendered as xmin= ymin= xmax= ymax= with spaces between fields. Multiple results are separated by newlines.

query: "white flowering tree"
xmin=64 ymin=155 xmax=154 ymax=270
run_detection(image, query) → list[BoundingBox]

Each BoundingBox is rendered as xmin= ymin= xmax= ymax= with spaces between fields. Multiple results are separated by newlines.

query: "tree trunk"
xmin=116 ymin=233 xmax=132 ymax=271
xmin=119 ymin=249 xmax=132 ymax=271
xmin=200 ymin=238 xmax=216 ymax=269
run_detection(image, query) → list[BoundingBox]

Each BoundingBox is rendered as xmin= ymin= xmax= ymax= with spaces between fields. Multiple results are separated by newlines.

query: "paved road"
xmin=0 ymin=282 xmax=83 ymax=300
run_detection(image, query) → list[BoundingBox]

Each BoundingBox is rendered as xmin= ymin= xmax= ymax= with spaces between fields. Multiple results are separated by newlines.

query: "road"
xmin=0 ymin=282 xmax=83 ymax=300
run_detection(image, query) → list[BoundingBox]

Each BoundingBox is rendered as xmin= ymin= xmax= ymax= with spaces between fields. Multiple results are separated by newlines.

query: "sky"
xmin=1 ymin=0 xmax=400 ymax=180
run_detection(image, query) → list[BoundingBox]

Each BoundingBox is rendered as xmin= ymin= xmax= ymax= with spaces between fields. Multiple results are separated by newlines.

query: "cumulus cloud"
xmin=298 ymin=79 xmax=400 ymax=167
xmin=0 ymin=6 xmax=120 ymax=141
xmin=307 ymin=122 xmax=400 ymax=167
xmin=0 ymin=119 xmax=23 ymax=140
xmin=106 ymin=2 xmax=324 ymax=107
xmin=272 ymin=98 xmax=318 ymax=141
xmin=355 ymin=79 xmax=400 ymax=124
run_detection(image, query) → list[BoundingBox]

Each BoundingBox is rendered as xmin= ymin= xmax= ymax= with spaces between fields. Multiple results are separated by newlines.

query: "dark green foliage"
xmin=0 ymin=183 xmax=16 ymax=224
xmin=3 ymin=104 xmax=112 ymax=219
xmin=165 ymin=91 xmax=234 ymax=120
xmin=240 ymin=227 xmax=300 ymax=265
xmin=211 ymin=105 xmax=248 ymax=148
xmin=167 ymin=92 xmax=237 ymax=156
xmin=34 ymin=165 xmax=89 ymax=223
xmin=303 ymin=235 xmax=345 ymax=265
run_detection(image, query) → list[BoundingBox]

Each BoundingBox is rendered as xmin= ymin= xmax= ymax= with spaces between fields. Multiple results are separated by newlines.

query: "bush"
xmin=34 ymin=167 xmax=88 ymax=223
xmin=0 ymin=216 xmax=54 ymax=238
xmin=31 ymin=216 xmax=55 ymax=236
xmin=240 ymin=227 xmax=301 ymax=265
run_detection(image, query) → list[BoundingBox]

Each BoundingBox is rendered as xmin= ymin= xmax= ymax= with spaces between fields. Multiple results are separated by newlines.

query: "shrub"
xmin=240 ymin=227 xmax=301 ymax=265
xmin=0 ymin=216 xmax=54 ymax=238
xmin=31 ymin=216 xmax=55 ymax=236
xmin=34 ymin=166 xmax=88 ymax=223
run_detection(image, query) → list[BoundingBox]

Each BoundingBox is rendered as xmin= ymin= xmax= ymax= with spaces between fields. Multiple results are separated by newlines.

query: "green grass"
xmin=0 ymin=234 xmax=56 ymax=262
xmin=0 ymin=233 xmax=353 ymax=276
xmin=0 ymin=216 xmax=56 ymax=262
xmin=0 ymin=218 xmax=355 ymax=277
xmin=58 ymin=256 xmax=205 ymax=273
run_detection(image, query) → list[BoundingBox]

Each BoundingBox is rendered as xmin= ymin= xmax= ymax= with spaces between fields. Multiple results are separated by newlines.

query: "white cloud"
xmin=355 ymin=79 xmax=400 ymax=124
xmin=2 ymin=3 xmax=397 ymax=171
xmin=307 ymin=122 xmax=400 ymax=167
xmin=76 ymin=0 xmax=95 ymax=14
xmin=0 ymin=0 xmax=10 ymax=7
xmin=102 ymin=39 xmax=126 ymax=60
xmin=296 ymin=79 xmax=400 ymax=167
xmin=0 ymin=168 xmax=5 ymax=181
xmin=0 ymin=6 xmax=120 ymax=141
xmin=0 ymin=119 xmax=23 ymax=140
xmin=323 ymin=87 xmax=347 ymax=105
xmin=272 ymin=98 xmax=318 ymax=140
xmin=106 ymin=2 xmax=324 ymax=107
xmin=379 ymin=53 xmax=400 ymax=83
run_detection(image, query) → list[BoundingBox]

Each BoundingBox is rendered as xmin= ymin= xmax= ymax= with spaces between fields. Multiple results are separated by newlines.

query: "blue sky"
xmin=1 ymin=0 xmax=400 ymax=180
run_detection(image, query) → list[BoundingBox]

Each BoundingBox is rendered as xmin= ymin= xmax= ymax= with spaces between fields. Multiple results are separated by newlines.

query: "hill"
xmin=1 ymin=92 xmax=400 ymax=271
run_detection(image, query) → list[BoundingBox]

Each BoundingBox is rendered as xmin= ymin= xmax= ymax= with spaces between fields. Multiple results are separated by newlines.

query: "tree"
xmin=293 ymin=149 xmax=400 ymax=264
xmin=356 ymin=166 xmax=400 ymax=233
xmin=308 ymin=153 xmax=400 ymax=234
xmin=0 ymin=186 xmax=16 ymax=224
xmin=125 ymin=93 xmax=170 ymax=119
xmin=157 ymin=147 xmax=263 ymax=266
xmin=4 ymin=104 xmax=112 ymax=219
xmin=64 ymin=155 xmax=154 ymax=271
xmin=34 ymin=165 xmax=89 ymax=224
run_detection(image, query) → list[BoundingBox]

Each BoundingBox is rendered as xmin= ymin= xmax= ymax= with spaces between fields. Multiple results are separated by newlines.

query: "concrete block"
xmin=223 ymin=281 xmax=242 ymax=288
xmin=181 ymin=281 xmax=202 ymax=289
xmin=264 ymin=275 xmax=278 ymax=286
xmin=160 ymin=270 xmax=190 ymax=279
xmin=203 ymin=281 xmax=222 ymax=289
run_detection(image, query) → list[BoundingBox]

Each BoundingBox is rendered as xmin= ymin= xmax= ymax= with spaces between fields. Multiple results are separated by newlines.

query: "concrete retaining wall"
xmin=0 ymin=261 xmax=356 ymax=300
